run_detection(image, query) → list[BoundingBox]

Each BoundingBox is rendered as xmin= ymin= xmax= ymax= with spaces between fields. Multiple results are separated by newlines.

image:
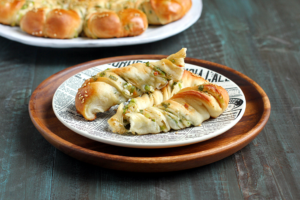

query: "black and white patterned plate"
xmin=52 ymin=60 xmax=246 ymax=148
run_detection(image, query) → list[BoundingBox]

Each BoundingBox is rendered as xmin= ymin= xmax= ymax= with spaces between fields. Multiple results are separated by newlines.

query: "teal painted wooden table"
xmin=1 ymin=0 xmax=300 ymax=199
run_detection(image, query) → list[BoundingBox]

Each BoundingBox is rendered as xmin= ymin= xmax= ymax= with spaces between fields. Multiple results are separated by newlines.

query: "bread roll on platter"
xmin=0 ymin=0 xmax=26 ymax=26
xmin=139 ymin=0 xmax=192 ymax=25
xmin=0 ymin=0 xmax=192 ymax=39
xmin=75 ymin=48 xmax=186 ymax=120
xmin=83 ymin=7 xmax=147 ymax=38
xmin=108 ymin=83 xmax=229 ymax=134
xmin=19 ymin=1 xmax=85 ymax=38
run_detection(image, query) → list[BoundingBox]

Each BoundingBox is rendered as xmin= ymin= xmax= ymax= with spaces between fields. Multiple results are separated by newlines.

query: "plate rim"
xmin=52 ymin=60 xmax=246 ymax=149
xmin=0 ymin=0 xmax=202 ymax=48
xmin=29 ymin=55 xmax=271 ymax=166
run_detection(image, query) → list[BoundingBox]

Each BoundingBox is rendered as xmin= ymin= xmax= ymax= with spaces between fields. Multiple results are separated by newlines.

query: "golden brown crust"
xmin=150 ymin=0 xmax=192 ymax=24
xmin=44 ymin=9 xmax=82 ymax=39
xmin=84 ymin=8 xmax=147 ymax=39
xmin=0 ymin=0 xmax=25 ymax=25
xmin=20 ymin=8 xmax=46 ymax=37
xmin=118 ymin=8 xmax=148 ymax=37
xmin=178 ymin=83 xmax=229 ymax=111
xmin=182 ymin=70 xmax=206 ymax=82
xmin=75 ymin=80 xmax=95 ymax=120
xmin=202 ymin=83 xmax=229 ymax=111
xmin=84 ymin=11 xmax=122 ymax=38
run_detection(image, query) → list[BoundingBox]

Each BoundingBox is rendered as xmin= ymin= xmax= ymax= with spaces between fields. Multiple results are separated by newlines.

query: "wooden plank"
xmin=0 ymin=38 xmax=55 ymax=200
xmin=202 ymin=0 xmax=300 ymax=199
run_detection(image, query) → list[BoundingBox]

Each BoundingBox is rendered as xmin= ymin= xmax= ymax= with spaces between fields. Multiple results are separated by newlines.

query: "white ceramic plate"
xmin=0 ymin=0 xmax=202 ymax=48
xmin=52 ymin=60 xmax=246 ymax=148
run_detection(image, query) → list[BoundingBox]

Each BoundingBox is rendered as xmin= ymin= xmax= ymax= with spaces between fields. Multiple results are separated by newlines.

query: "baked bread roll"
xmin=139 ymin=0 xmax=192 ymax=25
xmin=83 ymin=7 xmax=147 ymax=38
xmin=75 ymin=48 xmax=186 ymax=120
xmin=108 ymin=83 xmax=229 ymax=134
xmin=0 ymin=0 xmax=26 ymax=26
xmin=19 ymin=1 xmax=84 ymax=38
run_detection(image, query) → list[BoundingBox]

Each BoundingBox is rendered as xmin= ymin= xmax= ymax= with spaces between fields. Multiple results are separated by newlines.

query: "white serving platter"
xmin=0 ymin=0 xmax=202 ymax=48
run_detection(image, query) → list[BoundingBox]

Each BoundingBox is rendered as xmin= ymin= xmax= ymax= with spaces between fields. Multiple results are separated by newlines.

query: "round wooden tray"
xmin=29 ymin=55 xmax=271 ymax=172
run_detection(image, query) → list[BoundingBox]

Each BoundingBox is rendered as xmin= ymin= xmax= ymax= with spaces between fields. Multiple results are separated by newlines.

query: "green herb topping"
xmin=92 ymin=75 xmax=97 ymax=81
xmin=154 ymin=67 xmax=166 ymax=76
xmin=161 ymin=102 xmax=170 ymax=109
xmin=109 ymin=75 xmax=118 ymax=81
xmin=198 ymin=85 xmax=204 ymax=91
xmin=144 ymin=85 xmax=150 ymax=92
xmin=100 ymin=72 xmax=105 ymax=77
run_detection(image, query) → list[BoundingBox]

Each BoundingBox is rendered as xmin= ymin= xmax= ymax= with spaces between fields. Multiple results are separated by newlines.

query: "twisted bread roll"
xmin=75 ymin=48 xmax=186 ymax=120
xmin=124 ymin=70 xmax=208 ymax=113
xmin=108 ymin=83 xmax=229 ymax=134
xmin=108 ymin=70 xmax=209 ymax=133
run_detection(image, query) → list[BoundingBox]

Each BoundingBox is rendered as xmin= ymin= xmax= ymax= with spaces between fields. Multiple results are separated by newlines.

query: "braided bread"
xmin=108 ymin=83 xmax=229 ymax=134
xmin=0 ymin=0 xmax=192 ymax=39
xmin=75 ymin=48 xmax=186 ymax=120
xmin=123 ymin=70 xmax=208 ymax=113
xmin=108 ymin=70 xmax=209 ymax=133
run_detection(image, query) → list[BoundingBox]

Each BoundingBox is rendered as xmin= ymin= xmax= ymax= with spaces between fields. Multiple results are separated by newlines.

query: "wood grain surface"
xmin=1 ymin=0 xmax=300 ymax=199
xmin=29 ymin=56 xmax=270 ymax=172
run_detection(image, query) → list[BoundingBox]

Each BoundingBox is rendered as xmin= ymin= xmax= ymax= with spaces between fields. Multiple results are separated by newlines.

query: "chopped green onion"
xmin=178 ymin=82 xmax=182 ymax=89
xmin=171 ymin=82 xmax=177 ymax=89
xmin=154 ymin=67 xmax=166 ymax=76
xmin=100 ymin=72 xmax=105 ymax=77
xmin=198 ymin=85 xmax=204 ymax=91
xmin=146 ymin=62 xmax=150 ymax=67
xmin=109 ymin=75 xmax=118 ymax=81
xmin=130 ymin=86 xmax=136 ymax=93
xmin=123 ymin=105 xmax=128 ymax=114
xmin=151 ymin=119 xmax=155 ymax=122
xmin=144 ymin=85 xmax=150 ymax=92
xmin=162 ymin=102 xmax=170 ymax=109
xmin=160 ymin=125 xmax=166 ymax=131
xmin=21 ymin=3 xmax=28 ymax=9
xmin=92 ymin=75 xmax=97 ymax=81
